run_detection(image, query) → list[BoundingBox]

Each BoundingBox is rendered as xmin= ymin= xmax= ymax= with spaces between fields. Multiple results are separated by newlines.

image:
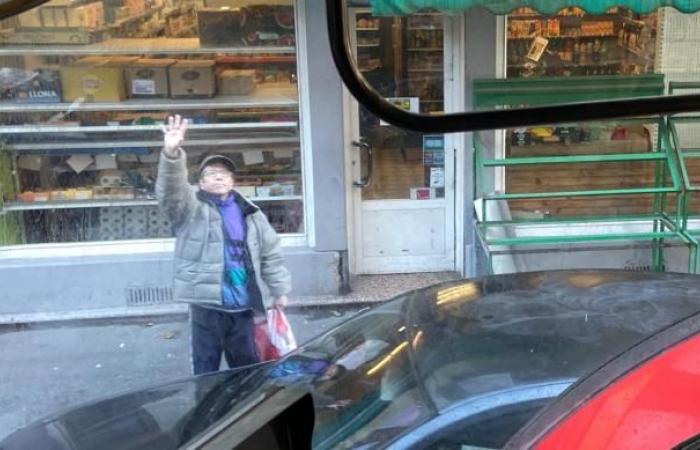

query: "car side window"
xmin=415 ymin=400 xmax=549 ymax=450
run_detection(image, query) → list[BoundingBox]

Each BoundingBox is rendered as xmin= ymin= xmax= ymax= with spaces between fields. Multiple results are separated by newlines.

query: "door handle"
xmin=352 ymin=139 xmax=373 ymax=188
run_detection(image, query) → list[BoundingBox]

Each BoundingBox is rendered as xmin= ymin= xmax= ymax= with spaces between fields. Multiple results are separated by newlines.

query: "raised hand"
xmin=161 ymin=114 xmax=189 ymax=158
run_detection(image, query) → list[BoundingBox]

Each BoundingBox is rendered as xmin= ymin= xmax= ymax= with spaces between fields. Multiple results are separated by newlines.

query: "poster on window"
xmin=380 ymin=97 xmax=420 ymax=126
xmin=423 ymin=134 xmax=445 ymax=166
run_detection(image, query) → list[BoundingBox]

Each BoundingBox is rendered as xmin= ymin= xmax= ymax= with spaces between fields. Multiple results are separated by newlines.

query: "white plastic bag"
xmin=267 ymin=307 xmax=297 ymax=356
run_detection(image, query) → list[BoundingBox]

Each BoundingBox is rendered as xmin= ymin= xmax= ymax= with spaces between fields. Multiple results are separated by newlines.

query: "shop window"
xmin=506 ymin=7 xmax=657 ymax=78
xmin=499 ymin=7 xmax=660 ymax=218
xmin=0 ymin=0 xmax=303 ymax=246
xmin=352 ymin=10 xmax=446 ymax=201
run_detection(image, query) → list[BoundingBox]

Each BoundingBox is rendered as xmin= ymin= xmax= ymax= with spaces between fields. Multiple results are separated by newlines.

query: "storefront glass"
xmin=353 ymin=10 xmax=445 ymax=201
xmin=0 ymin=0 xmax=303 ymax=246
xmin=495 ymin=7 xmax=662 ymax=222
xmin=506 ymin=7 xmax=657 ymax=78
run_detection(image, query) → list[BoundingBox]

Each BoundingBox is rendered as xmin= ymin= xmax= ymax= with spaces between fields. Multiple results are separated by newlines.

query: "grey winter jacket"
xmin=156 ymin=149 xmax=291 ymax=312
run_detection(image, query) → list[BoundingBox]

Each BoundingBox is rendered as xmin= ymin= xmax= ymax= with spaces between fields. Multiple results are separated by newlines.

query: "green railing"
xmin=473 ymin=75 xmax=699 ymax=274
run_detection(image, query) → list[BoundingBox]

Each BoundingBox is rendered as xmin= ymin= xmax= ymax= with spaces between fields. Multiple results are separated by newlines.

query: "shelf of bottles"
xmin=405 ymin=13 xmax=443 ymax=113
xmin=506 ymin=7 xmax=657 ymax=78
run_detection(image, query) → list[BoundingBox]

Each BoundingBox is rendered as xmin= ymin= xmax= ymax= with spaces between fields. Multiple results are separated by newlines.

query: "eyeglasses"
xmin=201 ymin=169 xmax=233 ymax=179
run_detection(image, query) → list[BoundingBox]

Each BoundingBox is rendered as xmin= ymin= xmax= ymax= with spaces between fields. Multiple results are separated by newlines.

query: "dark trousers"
xmin=190 ymin=305 xmax=259 ymax=375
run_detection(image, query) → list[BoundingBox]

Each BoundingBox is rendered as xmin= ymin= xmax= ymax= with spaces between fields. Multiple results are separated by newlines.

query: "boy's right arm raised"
xmin=156 ymin=115 xmax=197 ymax=229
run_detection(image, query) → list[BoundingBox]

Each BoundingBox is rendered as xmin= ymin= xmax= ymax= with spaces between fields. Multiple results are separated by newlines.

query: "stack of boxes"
xmin=60 ymin=56 xmax=132 ymax=102
xmin=59 ymin=57 xmax=261 ymax=102
xmin=17 ymin=0 xmax=104 ymax=29
xmin=124 ymin=58 xmax=175 ymax=98
xmin=197 ymin=3 xmax=295 ymax=47
xmin=168 ymin=60 xmax=216 ymax=98
xmin=58 ymin=56 xmax=255 ymax=102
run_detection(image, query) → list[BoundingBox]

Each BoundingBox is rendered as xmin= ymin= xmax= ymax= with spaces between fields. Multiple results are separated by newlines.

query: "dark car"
xmin=6 ymin=270 xmax=700 ymax=450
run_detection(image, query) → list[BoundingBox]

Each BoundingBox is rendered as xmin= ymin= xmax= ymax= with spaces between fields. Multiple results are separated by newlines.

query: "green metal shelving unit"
xmin=473 ymin=74 xmax=697 ymax=274
xmin=665 ymin=81 xmax=700 ymax=272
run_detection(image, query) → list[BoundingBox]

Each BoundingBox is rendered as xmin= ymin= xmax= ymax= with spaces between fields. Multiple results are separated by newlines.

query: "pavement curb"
xmin=0 ymin=304 xmax=188 ymax=326
xmin=0 ymin=298 xmax=386 ymax=326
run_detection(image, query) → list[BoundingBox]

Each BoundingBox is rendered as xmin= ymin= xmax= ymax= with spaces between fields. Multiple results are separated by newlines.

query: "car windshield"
xmin=295 ymin=271 xmax=700 ymax=449
xmin=4 ymin=0 xmax=700 ymax=447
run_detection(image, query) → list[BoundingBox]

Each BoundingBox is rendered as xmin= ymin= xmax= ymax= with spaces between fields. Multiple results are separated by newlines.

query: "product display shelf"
xmin=106 ymin=5 xmax=166 ymax=29
xmin=2 ymin=195 xmax=303 ymax=212
xmin=0 ymin=122 xmax=298 ymax=134
xmin=0 ymin=84 xmax=299 ymax=113
xmin=508 ymin=34 xmax=617 ymax=39
xmin=0 ymin=3 xmax=303 ymax=243
xmin=6 ymin=136 xmax=299 ymax=152
xmin=508 ymin=13 xmax=618 ymax=20
xmin=0 ymin=38 xmax=295 ymax=56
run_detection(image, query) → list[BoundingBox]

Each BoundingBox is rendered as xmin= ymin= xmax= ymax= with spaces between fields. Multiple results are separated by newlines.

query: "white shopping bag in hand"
xmin=267 ymin=307 xmax=297 ymax=355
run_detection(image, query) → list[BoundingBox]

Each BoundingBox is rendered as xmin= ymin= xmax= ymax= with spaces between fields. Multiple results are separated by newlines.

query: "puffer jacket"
xmin=155 ymin=149 xmax=291 ymax=313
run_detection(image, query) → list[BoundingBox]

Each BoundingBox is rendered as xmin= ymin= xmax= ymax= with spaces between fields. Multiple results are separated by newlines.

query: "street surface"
xmin=0 ymin=306 xmax=362 ymax=440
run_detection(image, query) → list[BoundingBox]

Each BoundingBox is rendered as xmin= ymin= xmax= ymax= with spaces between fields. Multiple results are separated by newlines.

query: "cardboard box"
xmin=33 ymin=191 xmax=50 ymax=202
xmin=17 ymin=10 xmax=42 ymax=28
xmin=72 ymin=2 xmax=104 ymax=28
xmin=98 ymin=170 xmax=124 ymax=187
xmin=108 ymin=56 xmax=140 ymax=66
xmin=93 ymin=186 xmax=134 ymax=200
xmin=124 ymin=0 xmax=146 ymax=16
xmin=242 ymin=5 xmax=295 ymax=46
xmin=168 ymin=60 xmax=215 ymax=98
xmin=235 ymin=185 xmax=257 ymax=197
xmin=42 ymin=0 xmax=80 ymax=6
xmin=256 ymin=184 xmax=294 ymax=197
xmin=217 ymin=69 xmax=255 ymax=95
xmin=39 ymin=2 xmax=103 ymax=28
xmin=197 ymin=8 xmax=245 ymax=47
xmin=0 ymin=28 xmax=95 ymax=45
xmin=74 ymin=188 xmax=93 ymax=200
xmin=11 ymin=69 xmax=62 ymax=104
xmin=115 ymin=6 xmax=131 ymax=20
xmin=40 ymin=7 xmax=57 ymax=26
xmin=60 ymin=57 xmax=127 ymax=102
xmin=17 ymin=191 xmax=35 ymax=202
xmin=124 ymin=58 xmax=175 ymax=98
xmin=255 ymin=186 xmax=271 ymax=198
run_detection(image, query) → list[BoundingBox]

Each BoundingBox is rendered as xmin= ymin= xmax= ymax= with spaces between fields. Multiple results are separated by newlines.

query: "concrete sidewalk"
xmin=0 ymin=272 xmax=460 ymax=326
xmin=0 ymin=272 xmax=462 ymax=439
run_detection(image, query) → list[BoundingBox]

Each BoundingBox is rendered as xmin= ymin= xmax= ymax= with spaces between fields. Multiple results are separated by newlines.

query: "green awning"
xmin=371 ymin=0 xmax=700 ymax=15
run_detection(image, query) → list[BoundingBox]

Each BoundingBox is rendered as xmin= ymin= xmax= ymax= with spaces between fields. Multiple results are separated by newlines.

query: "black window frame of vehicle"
xmin=674 ymin=433 xmax=700 ymax=450
xmin=0 ymin=0 xmax=47 ymax=20
xmin=325 ymin=0 xmax=700 ymax=133
xmin=504 ymin=310 xmax=700 ymax=449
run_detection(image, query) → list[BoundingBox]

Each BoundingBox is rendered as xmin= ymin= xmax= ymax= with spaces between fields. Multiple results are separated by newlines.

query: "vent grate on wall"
xmin=623 ymin=264 xmax=667 ymax=272
xmin=126 ymin=286 xmax=173 ymax=306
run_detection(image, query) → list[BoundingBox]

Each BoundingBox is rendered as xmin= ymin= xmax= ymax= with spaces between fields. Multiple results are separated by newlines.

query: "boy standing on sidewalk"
xmin=157 ymin=115 xmax=291 ymax=374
